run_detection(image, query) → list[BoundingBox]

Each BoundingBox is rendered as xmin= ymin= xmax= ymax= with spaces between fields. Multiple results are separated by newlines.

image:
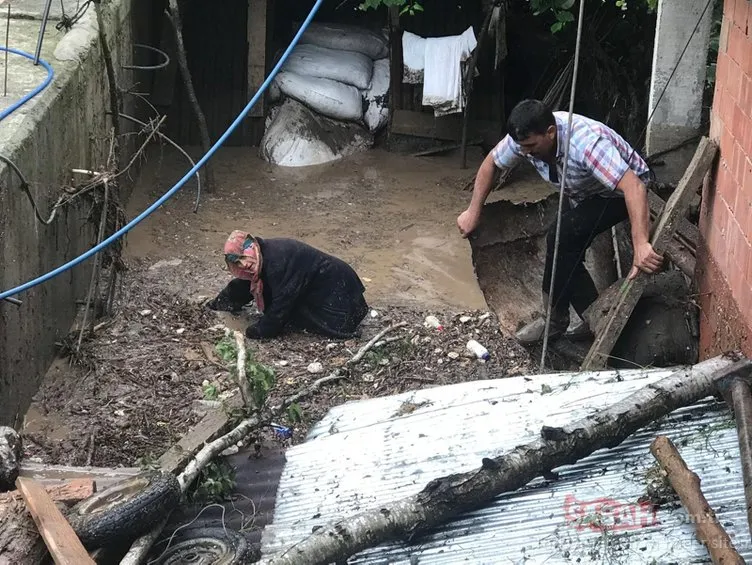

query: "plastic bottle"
xmin=424 ymin=315 xmax=443 ymax=331
xmin=466 ymin=339 xmax=490 ymax=360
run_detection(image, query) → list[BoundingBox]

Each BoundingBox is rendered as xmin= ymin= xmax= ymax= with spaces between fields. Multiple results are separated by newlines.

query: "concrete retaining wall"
xmin=0 ymin=0 xmax=142 ymax=426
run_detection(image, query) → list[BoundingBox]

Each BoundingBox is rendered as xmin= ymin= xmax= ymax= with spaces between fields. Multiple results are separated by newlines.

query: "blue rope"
xmin=0 ymin=46 xmax=54 ymax=121
xmin=0 ymin=0 xmax=324 ymax=301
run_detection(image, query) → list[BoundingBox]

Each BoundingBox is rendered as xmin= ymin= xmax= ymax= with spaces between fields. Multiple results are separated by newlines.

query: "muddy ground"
xmin=23 ymin=147 xmax=544 ymax=468
xmin=23 ymin=261 xmax=534 ymax=467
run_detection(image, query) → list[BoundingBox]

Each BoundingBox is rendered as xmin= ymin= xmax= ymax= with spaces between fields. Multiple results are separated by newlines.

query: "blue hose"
xmin=0 ymin=0 xmax=324 ymax=301
xmin=0 ymin=47 xmax=54 ymax=122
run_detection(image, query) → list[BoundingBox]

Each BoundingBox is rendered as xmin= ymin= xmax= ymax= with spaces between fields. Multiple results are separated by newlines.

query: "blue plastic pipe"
xmin=0 ymin=46 xmax=54 ymax=121
xmin=0 ymin=0 xmax=324 ymax=301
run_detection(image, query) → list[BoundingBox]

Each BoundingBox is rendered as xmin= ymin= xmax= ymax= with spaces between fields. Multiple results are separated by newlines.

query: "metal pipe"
xmin=730 ymin=377 xmax=752 ymax=537
xmin=3 ymin=297 xmax=21 ymax=306
xmin=33 ymin=0 xmax=54 ymax=65
xmin=4 ymin=4 xmax=10 ymax=96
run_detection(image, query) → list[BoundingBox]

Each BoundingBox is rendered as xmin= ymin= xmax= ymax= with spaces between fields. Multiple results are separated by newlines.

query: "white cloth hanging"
xmin=401 ymin=27 xmax=477 ymax=117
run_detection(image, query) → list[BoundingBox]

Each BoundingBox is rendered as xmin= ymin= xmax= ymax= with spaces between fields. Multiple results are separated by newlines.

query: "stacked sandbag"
xmin=263 ymin=22 xmax=391 ymax=167
xmin=261 ymin=99 xmax=373 ymax=167
xmin=295 ymin=21 xmax=388 ymax=60
xmin=282 ymin=44 xmax=374 ymax=90
xmin=274 ymin=71 xmax=363 ymax=122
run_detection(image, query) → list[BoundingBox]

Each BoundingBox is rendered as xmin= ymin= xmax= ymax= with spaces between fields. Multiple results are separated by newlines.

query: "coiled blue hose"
xmin=0 ymin=0 xmax=324 ymax=301
xmin=0 ymin=47 xmax=54 ymax=121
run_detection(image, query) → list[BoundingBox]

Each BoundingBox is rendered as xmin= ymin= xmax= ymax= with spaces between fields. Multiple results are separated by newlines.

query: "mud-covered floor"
xmin=22 ymin=147 xmax=552 ymax=468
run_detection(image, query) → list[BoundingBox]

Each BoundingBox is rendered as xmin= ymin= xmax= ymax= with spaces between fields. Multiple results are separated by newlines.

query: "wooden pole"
xmin=460 ymin=2 xmax=496 ymax=169
xmin=725 ymin=377 xmax=752 ymax=539
xmin=650 ymin=436 xmax=744 ymax=565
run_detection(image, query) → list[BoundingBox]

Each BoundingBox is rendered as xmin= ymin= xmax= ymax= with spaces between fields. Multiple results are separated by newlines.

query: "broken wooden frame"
xmin=581 ymin=137 xmax=718 ymax=370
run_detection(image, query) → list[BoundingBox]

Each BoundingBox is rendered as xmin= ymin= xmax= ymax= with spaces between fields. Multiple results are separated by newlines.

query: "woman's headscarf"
xmin=224 ymin=230 xmax=265 ymax=312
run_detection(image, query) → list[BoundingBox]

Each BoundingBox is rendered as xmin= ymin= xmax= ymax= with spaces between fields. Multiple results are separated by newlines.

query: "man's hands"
xmin=457 ymin=208 xmax=481 ymax=238
xmin=628 ymin=241 xmax=663 ymax=280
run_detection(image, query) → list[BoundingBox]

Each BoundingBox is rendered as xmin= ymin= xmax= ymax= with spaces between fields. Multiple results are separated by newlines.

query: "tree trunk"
xmin=166 ymin=0 xmax=215 ymax=192
xmin=650 ymin=435 xmax=744 ymax=565
xmin=261 ymin=355 xmax=748 ymax=565
xmin=0 ymin=496 xmax=48 ymax=565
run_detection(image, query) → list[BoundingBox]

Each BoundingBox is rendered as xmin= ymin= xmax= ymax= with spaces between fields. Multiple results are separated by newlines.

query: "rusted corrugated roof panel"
xmin=261 ymin=365 xmax=751 ymax=564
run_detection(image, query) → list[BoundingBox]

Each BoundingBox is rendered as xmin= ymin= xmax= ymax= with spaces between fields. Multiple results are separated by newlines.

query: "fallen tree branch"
xmin=260 ymin=355 xmax=748 ymax=565
xmin=94 ymin=0 xmax=121 ymax=143
xmin=119 ymin=371 xmax=348 ymax=565
xmin=650 ymin=435 xmax=743 ymax=565
xmin=233 ymin=330 xmax=254 ymax=409
xmin=165 ymin=1 xmax=215 ymax=192
xmin=349 ymin=322 xmax=407 ymax=365
xmin=76 ymin=180 xmax=110 ymax=353
xmin=114 ymin=112 xmax=202 ymax=212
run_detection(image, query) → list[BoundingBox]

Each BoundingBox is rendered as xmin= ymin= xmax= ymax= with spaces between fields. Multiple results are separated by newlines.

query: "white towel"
xmin=422 ymin=26 xmax=477 ymax=116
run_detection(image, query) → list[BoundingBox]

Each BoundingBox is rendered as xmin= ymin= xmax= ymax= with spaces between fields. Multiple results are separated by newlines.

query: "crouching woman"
xmin=207 ymin=231 xmax=369 ymax=340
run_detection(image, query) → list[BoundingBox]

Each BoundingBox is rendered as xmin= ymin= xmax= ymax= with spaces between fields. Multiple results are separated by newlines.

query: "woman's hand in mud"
xmin=457 ymin=208 xmax=481 ymax=238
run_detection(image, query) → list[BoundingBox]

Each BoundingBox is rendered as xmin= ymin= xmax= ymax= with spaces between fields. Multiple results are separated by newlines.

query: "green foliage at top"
xmin=357 ymin=0 xmax=659 ymax=33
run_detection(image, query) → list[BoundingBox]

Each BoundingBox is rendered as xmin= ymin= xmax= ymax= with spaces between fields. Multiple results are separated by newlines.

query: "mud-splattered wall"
xmin=0 ymin=0 xmax=147 ymax=426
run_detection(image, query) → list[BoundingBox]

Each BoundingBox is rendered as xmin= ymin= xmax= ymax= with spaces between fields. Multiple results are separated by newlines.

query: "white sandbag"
xmin=274 ymin=71 xmax=363 ymax=122
xmin=295 ymin=21 xmax=388 ymax=60
xmin=363 ymin=58 xmax=390 ymax=133
xmin=260 ymin=98 xmax=373 ymax=168
xmin=283 ymin=44 xmax=373 ymax=90
xmin=267 ymin=79 xmax=282 ymax=103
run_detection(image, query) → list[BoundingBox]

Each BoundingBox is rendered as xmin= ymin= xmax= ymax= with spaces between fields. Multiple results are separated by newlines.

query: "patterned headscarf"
xmin=224 ymin=231 xmax=265 ymax=312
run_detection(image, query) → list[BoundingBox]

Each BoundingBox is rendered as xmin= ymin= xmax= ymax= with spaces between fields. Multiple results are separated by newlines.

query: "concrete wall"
xmin=697 ymin=0 xmax=752 ymax=358
xmin=646 ymin=0 xmax=714 ymax=184
xmin=0 ymin=0 xmax=142 ymax=426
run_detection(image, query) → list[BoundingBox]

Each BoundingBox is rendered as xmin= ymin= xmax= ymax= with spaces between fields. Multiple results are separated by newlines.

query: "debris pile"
xmin=23 ymin=269 xmax=534 ymax=466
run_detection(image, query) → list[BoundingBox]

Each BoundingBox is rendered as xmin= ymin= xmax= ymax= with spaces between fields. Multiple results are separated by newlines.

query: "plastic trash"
xmin=466 ymin=339 xmax=490 ymax=360
xmin=424 ymin=315 xmax=443 ymax=330
xmin=270 ymin=423 xmax=293 ymax=440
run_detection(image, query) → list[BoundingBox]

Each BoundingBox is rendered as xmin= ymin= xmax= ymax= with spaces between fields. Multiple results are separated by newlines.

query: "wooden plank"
xmin=581 ymin=137 xmax=718 ymax=370
xmin=664 ymin=238 xmax=696 ymax=277
xmin=15 ymin=478 xmax=95 ymax=565
xmin=247 ymin=0 xmax=267 ymax=118
xmin=391 ymin=109 xmax=500 ymax=142
xmin=157 ymin=395 xmax=240 ymax=473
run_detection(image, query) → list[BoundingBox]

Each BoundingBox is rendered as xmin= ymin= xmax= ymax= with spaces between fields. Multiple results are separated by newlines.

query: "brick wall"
xmin=697 ymin=0 xmax=752 ymax=357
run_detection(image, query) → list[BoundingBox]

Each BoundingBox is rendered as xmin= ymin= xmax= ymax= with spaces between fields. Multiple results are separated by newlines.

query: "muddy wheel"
xmin=67 ymin=471 xmax=181 ymax=548
xmin=149 ymin=527 xmax=257 ymax=564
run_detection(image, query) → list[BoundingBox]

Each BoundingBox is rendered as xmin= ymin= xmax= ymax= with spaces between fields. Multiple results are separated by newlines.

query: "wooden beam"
xmin=664 ymin=238 xmax=696 ymax=277
xmin=391 ymin=109 xmax=500 ymax=142
xmin=15 ymin=478 xmax=95 ymax=565
xmin=581 ymin=137 xmax=717 ymax=370
xmin=247 ymin=0 xmax=267 ymax=118
xmin=648 ymin=189 xmax=699 ymax=252
xmin=157 ymin=396 xmax=241 ymax=473
xmin=388 ymin=6 xmax=403 ymax=117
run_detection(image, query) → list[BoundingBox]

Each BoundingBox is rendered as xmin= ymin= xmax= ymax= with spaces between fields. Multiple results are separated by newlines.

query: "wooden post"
xmin=460 ymin=2 xmax=496 ymax=169
xmin=581 ymin=137 xmax=717 ymax=370
xmin=387 ymin=6 xmax=403 ymax=138
xmin=650 ymin=436 xmax=744 ymax=565
xmin=247 ymin=0 xmax=267 ymax=119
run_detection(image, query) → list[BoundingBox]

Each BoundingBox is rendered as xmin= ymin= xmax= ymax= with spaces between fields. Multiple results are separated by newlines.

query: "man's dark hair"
xmin=506 ymin=99 xmax=556 ymax=142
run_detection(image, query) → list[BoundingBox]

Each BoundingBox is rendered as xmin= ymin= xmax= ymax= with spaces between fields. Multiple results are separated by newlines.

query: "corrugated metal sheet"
xmin=261 ymin=367 xmax=751 ymax=564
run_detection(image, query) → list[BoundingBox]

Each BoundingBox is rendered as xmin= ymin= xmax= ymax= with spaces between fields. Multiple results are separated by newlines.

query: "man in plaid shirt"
xmin=457 ymin=99 xmax=663 ymax=345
